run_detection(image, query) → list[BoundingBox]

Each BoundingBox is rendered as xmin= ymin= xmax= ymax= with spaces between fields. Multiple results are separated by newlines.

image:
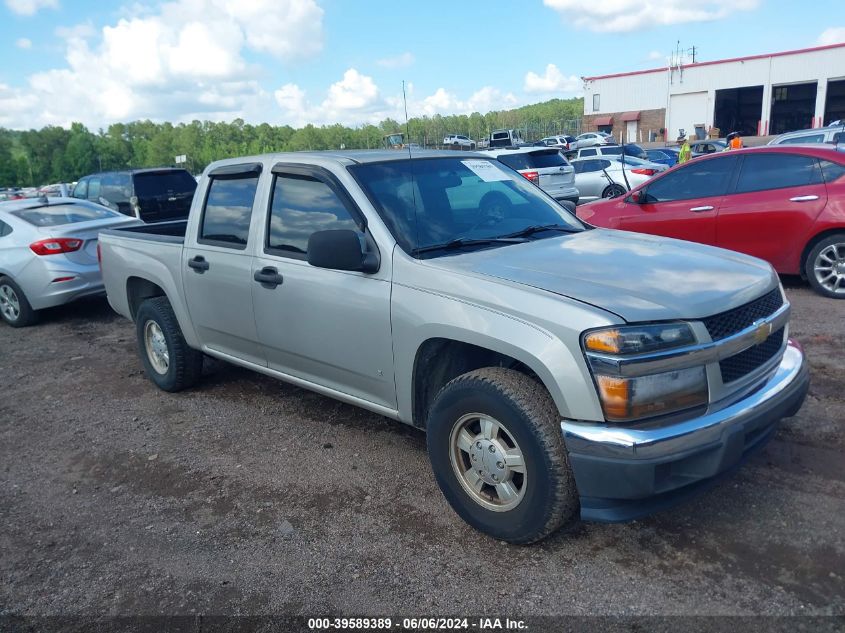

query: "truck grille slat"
xmin=719 ymin=328 xmax=785 ymax=383
xmin=702 ymin=288 xmax=783 ymax=341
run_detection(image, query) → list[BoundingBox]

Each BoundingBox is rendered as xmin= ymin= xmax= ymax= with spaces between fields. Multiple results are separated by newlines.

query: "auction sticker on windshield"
xmin=461 ymin=160 xmax=510 ymax=182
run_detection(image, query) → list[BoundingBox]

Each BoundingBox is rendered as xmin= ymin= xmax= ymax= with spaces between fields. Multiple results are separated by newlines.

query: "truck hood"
xmin=433 ymin=228 xmax=777 ymax=322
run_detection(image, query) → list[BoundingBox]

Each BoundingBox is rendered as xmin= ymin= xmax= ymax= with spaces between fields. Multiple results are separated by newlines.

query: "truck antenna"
xmin=403 ymin=80 xmax=412 ymax=158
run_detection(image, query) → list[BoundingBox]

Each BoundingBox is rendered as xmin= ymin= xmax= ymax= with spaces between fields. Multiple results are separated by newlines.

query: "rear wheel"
xmin=805 ymin=233 xmax=845 ymax=299
xmin=602 ymin=183 xmax=627 ymax=199
xmin=135 ymin=296 xmax=203 ymax=391
xmin=0 ymin=277 xmax=38 ymax=328
xmin=426 ymin=367 xmax=579 ymax=544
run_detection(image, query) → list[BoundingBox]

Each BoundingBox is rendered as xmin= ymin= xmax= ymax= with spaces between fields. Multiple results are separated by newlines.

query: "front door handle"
xmin=188 ymin=256 xmax=209 ymax=272
xmin=690 ymin=205 xmax=714 ymax=212
xmin=253 ymin=267 xmax=284 ymax=288
xmin=790 ymin=195 xmax=819 ymax=202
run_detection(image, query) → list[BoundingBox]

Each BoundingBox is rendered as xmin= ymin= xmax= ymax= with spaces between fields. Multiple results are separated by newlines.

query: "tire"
xmin=602 ymin=183 xmax=627 ymax=199
xmin=0 ymin=276 xmax=38 ymax=328
xmin=805 ymin=233 xmax=845 ymax=299
xmin=426 ymin=367 xmax=579 ymax=544
xmin=135 ymin=296 xmax=203 ymax=392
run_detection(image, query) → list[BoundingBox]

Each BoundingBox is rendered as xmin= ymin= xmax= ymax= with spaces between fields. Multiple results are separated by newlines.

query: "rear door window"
xmin=601 ymin=146 xmax=622 ymax=155
xmin=734 ymin=154 xmax=822 ymax=194
xmin=199 ymin=175 xmax=259 ymax=249
xmin=777 ymin=133 xmax=825 ymax=145
xmin=99 ymin=173 xmax=132 ymax=214
xmin=87 ymin=178 xmax=101 ymax=202
xmin=0 ymin=220 xmax=12 ymax=237
xmin=820 ymin=160 xmax=845 ymax=183
xmin=580 ymin=148 xmax=597 ymax=157
xmin=644 ymin=155 xmax=738 ymax=202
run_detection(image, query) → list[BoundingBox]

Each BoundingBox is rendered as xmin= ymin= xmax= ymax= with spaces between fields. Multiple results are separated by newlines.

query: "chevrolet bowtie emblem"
xmin=752 ymin=319 xmax=772 ymax=345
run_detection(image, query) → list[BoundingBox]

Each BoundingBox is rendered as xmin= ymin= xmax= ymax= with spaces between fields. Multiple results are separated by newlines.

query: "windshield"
xmin=608 ymin=155 xmax=652 ymax=166
xmin=349 ymin=157 xmax=585 ymax=256
xmin=12 ymin=201 xmax=119 ymax=226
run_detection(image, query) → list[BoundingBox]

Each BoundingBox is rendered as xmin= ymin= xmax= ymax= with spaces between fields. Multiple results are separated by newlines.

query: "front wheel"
xmin=805 ymin=233 xmax=845 ymax=298
xmin=426 ymin=367 xmax=579 ymax=544
xmin=135 ymin=296 xmax=203 ymax=391
xmin=602 ymin=183 xmax=627 ymax=199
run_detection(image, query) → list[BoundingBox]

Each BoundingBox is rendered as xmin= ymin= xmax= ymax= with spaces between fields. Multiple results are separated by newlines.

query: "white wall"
xmin=583 ymin=44 xmax=845 ymax=132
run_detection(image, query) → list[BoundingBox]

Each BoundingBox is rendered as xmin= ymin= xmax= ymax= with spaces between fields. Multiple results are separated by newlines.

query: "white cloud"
xmin=647 ymin=50 xmax=663 ymax=60
xmin=323 ymin=68 xmax=380 ymax=111
xmin=4 ymin=0 xmax=57 ymax=16
xmin=376 ymin=52 xmax=415 ymax=69
xmin=1 ymin=0 xmax=324 ymax=129
xmin=817 ymin=27 xmax=845 ymax=46
xmin=524 ymin=64 xmax=581 ymax=94
xmin=271 ymin=70 xmax=525 ymax=129
xmin=16 ymin=37 xmax=32 ymax=49
xmin=543 ymin=0 xmax=759 ymax=32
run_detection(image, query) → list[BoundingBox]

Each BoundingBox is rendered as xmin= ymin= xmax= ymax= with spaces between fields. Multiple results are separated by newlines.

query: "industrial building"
xmin=581 ymin=42 xmax=845 ymax=143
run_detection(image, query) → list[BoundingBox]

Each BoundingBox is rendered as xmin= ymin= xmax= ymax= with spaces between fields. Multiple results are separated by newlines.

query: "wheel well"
xmin=126 ymin=277 xmax=166 ymax=320
xmin=411 ymin=338 xmax=542 ymax=429
xmin=800 ymin=229 xmax=845 ymax=278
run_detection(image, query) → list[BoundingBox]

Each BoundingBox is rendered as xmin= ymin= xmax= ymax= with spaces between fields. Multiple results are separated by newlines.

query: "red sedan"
xmin=576 ymin=145 xmax=845 ymax=298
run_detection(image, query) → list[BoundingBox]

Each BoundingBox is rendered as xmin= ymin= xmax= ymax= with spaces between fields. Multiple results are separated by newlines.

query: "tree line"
xmin=0 ymin=97 xmax=583 ymax=188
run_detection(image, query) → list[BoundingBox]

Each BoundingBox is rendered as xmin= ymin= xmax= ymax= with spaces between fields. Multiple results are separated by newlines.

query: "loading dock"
xmin=714 ymin=86 xmax=763 ymax=136
xmin=770 ymin=82 xmax=818 ymax=134
xmin=825 ymin=79 xmax=845 ymax=124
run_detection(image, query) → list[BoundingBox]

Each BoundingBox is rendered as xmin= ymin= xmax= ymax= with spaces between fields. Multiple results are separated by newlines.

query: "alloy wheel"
xmin=449 ymin=413 xmax=527 ymax=512
xmin=813 ymin=242 xmax=845 ymax=295
xmin=144 ymin=320 xmax=170 ymax=374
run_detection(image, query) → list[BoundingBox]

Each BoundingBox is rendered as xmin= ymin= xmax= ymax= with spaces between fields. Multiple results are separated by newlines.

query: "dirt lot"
xmin=1 ymin=278 xmax=844 ymax=622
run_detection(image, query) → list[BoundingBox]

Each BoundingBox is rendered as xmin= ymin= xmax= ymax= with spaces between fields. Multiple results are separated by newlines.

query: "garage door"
xmin=668 ymin=91 xmax=708 ymax=140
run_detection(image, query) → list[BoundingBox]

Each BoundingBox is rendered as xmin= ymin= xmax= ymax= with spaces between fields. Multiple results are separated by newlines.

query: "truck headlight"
xmin=583 ymin=323 xmax=707 ymax=422
xmin=583 ymin=323 xmax=696 ymax=355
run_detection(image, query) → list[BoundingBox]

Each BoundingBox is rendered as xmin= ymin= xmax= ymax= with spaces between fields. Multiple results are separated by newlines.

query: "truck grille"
xmin=702 ymin=288 xmax=783 ymax=341
xmin=719 ymin=327 xmax=785 ymax=383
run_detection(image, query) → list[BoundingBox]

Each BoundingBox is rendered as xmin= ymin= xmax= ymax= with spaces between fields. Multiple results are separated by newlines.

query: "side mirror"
xmin=307 ymin=229 xmax=379 ymax=273
xmin=629 ymin=190 xmax=644 ymax=204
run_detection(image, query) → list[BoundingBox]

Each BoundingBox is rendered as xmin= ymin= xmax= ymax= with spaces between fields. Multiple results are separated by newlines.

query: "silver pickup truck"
xmin=99 ymin=150 xmax=810 ymax=543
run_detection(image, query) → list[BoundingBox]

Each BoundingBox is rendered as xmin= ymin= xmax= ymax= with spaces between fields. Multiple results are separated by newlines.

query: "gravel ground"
xmin=1 ymin=278 xmax=843 ymax=622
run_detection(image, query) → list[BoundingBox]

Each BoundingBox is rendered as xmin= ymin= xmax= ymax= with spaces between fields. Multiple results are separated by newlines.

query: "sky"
xmin=0 ymin=0 xmax=843 ymax=131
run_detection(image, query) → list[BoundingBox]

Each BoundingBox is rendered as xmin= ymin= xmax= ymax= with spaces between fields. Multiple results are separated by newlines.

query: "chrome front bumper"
xmin=561 ymin=340 xmax=809 ymax=522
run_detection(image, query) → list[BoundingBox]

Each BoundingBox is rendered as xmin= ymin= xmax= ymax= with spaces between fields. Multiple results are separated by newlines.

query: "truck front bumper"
xmin=561 ymin=340 xmax=809 ymax=522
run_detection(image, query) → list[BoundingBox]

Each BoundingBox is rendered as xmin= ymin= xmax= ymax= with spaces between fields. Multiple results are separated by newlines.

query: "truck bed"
xmin=100 ymin=220 xmax=188 ymax=244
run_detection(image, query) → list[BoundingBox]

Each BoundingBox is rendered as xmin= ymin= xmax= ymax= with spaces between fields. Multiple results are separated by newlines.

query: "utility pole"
xmin=688 ymin=45 xmax=698 ymax=64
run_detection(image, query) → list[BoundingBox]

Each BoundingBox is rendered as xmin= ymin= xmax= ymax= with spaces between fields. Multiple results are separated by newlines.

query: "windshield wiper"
xmin=413 ymin=237 xmax=527 ymax=255
xmin=500 ymin=223 xmax=581 ymax=239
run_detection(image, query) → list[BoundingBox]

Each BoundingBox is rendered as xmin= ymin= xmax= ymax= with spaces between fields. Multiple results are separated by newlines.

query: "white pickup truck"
xmin=99 ymin=150 xmax=809 ymax=543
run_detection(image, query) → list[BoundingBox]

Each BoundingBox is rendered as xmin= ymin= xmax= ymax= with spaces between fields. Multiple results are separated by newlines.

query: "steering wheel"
xmin=469 ymin=191 xmax=512 ymax=233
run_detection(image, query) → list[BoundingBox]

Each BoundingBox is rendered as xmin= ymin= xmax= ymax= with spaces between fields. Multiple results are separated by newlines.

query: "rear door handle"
xmin=789 ymin=195 xmax=819 ymax=202
xmin=253 ymin=267 xmax=284 ymax=288
xmin=690 ymin=205 xmax=714 ymax=212
xmin=187 ymin=256 xmax=209 ymax=272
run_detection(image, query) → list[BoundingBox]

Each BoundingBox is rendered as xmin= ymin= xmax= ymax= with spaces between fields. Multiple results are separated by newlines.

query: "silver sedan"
xmin=570 ymin=157 xmax=661 ymax=203
xmin=0 ymin=197 xmax=140 ymax=327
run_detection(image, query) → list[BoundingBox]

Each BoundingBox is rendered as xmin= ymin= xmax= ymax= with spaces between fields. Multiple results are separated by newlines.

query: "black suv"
xmin=72 ymin=168 xmax=197 ymax=223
